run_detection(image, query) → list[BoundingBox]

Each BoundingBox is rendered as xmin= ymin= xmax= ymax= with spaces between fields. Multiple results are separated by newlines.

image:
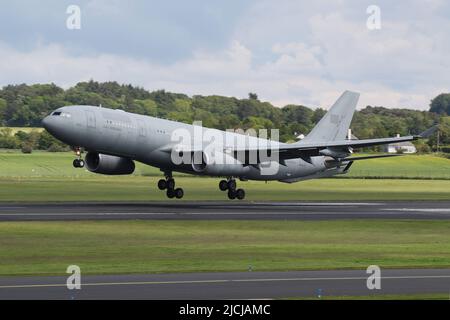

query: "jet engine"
xmin=191 ymin=151 xmax=249 ymax=176
xmin=85 ymin=152 xmax=135 ymax=175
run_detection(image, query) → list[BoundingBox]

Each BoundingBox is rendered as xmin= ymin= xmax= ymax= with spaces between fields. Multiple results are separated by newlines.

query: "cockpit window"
xmin=52 ymin=111 xmax=71 ymax=118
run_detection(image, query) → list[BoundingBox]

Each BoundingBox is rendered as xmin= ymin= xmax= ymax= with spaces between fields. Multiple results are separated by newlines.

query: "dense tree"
xmin=282 ymin=105 xmax=313 ymax=128
xmin=430 ymin=93 xmax=450 ymax=115
xmin=0 ymin=81 xmax=446 ymax=151
xmin=248 ymin=92 xmax=258 ymax=100
xmin=0 ymin=128 xmax=19 ymax=149
xmin=0 ymin=98 xmax=7 ymax=125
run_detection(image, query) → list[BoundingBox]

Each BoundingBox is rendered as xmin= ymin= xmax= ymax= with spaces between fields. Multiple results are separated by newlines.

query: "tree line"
xmin=0 ymin=81 xmax=448 ymax=153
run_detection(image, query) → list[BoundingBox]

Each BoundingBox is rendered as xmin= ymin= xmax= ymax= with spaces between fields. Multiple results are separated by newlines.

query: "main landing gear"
xmin=219 ymin=178 xmax=245 ymax=200
xmin=158 ymin=174 xmax=184 ymax=199
xmin=72 ymin=147 xmax=85 ymax=168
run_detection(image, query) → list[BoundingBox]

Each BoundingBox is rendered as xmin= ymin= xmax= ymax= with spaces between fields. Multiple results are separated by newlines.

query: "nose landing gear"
xmin=72 ymin=147 xmax=85 ymax=168
xmin=158 ymin=173 xmax=184 ymax=199
xmin=219 ymin=178 xmax=245 ymax=200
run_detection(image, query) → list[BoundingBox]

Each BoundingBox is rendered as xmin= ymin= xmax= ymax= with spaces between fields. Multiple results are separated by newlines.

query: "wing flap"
xmin=340 ymin=154 xmax=403 ymax=161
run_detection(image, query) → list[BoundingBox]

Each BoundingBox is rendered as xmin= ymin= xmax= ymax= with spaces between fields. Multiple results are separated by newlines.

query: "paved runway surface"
xmin=0 ymin=201 xmax=449 ymax=221
xmin=0 ymin=269 xmax=449 ymax=299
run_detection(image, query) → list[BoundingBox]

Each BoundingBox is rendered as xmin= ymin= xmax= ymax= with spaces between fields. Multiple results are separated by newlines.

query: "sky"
xmin=0 ymin=0 xmax=449 ymax=110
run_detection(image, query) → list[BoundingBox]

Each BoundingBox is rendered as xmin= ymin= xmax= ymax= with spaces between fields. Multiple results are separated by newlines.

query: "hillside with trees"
xmin=0 ymin=81 xmax=447 ymax=152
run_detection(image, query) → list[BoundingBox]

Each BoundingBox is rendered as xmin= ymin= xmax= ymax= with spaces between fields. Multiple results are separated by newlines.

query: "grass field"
xmin=0 ymin=127 xmax=44 ymax=134
xmin=1 ymin=151 xmax=449 ymax=201
xmin=1 ymin=220 xmax=450 ymax=276
xmin=1 ymin=151 xmax=450 ymax=179
xmin=1 ymin=177 xmax=450 ymax=201
xmin=347 ymin=154 xmax=450 ymax=179
xmin=0 ymin=151 xmax=162 ymax=178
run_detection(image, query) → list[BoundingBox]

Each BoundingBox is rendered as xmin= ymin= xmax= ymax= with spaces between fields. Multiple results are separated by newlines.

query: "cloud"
xmin=0 ymin=0 xmax=253 ymax=61
xmin=0 ymin=38 xmax=439 ymax=111
xmin=232 ymin=0 xmax=450 ymax=109
xmin=0 ymin=1 xmax=449 ymax=111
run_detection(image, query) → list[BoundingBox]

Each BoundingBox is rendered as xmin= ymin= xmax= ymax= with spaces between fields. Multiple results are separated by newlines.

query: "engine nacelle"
xmin=85 ymin=152 xmax=135 ymax=175
xmin=191 ymin=151 xmax=249 ymax=176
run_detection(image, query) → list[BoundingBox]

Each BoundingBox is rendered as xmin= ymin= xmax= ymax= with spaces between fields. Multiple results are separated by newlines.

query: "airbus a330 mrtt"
xmin=42 ymin=91 xmax=434 ymax=200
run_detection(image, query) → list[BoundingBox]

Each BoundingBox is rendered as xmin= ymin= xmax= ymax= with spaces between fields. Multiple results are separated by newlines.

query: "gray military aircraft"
xmin=42 ymin=91 xmax=433 ymax=200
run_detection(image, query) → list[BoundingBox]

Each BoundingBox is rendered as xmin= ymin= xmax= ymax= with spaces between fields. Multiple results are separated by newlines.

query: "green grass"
xmin=347 ymin=154 xmax=450 ymax=179
xmin=0 ymin=151 xmax=449 ymax=202
xmin=0 ymin=127 xmax=44 ymax=134
xmin=0 ymin=177 xmax=449 ymax=202
xmin=1 ymin=151 xmax=450 ymax=179
xmin=1 ymin=220 xmax=450 ymax=276
xmin=0 ymin=151 xmax=162 ymax=178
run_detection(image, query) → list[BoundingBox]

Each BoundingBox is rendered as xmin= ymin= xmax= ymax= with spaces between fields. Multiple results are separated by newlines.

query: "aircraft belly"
xmin=243 ymin=157 xmax=326 ymax=181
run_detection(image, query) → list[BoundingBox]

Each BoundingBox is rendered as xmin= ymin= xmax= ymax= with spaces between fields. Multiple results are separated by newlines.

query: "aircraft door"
xmin=136 ymin=119 xmax=148 ymax=150
xmin=86 ymin=110 xmax=96 ymax=128
xmin=137 ymin=120 xmax=147 ymax=137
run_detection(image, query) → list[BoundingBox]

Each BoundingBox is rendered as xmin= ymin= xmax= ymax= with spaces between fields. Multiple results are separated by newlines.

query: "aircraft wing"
xmin=161 ymin=134 xmax=420 ymax=163
xmin=160 ymin=126 xmax=435 ymax=164
xmin=294 ymin=135 xmax=417 ymax=150
xmin=228 ymin=135 xmax=418 ymax=162
xmin=233 ymin=124 xmax=437 ymax=162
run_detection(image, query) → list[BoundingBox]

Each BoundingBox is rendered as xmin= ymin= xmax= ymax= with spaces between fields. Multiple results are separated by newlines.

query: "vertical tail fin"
xmin=301 ymin=91 xmax=360 ymax=143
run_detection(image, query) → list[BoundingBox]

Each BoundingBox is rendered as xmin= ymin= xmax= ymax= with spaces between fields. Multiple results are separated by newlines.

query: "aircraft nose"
xmin=42 ymin=115 xmax=58 ymax=135
xmin=42 ymin=109 xmax=79 ymax=145
xmin=42 ymin=115 xmax=64 ymax=137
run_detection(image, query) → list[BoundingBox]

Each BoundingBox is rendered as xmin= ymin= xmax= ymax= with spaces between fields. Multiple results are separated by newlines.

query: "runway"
xmin=0 ymin=269 xmax=449 ymax=299
xmin=1 ymin=202 xmax=449 ymax=300
xmin=0 ymin=201 xmax=449 ymax=221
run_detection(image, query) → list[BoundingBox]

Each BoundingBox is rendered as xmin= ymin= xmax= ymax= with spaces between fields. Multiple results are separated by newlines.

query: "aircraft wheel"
xmin=78 ymin=159 xmax=85 ymax=168
xmin=227 ymin=180 xmax=236 ymax=191
xmin=236 ymin=189 xmax=245 ymax=200
xmin=227 ymin=190 xmax=236 ymax=200
xmin=219 ymin=180 xmax=228 ymax=191
xmin=158 ymin=179 xmax=167 ymax=190
xmin=166 ymin=188 xmax=175 ymax=199
xmin=167 ymin=178 xmax=175 ymax=190
xmin=73 ymin=159 xmax=80 ymax=168
xmin=175 ymin=188 xmax=184 ymax=199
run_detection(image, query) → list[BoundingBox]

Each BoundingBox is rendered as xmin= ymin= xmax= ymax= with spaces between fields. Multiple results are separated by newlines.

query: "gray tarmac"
xmin=0 ymin=201 xmax=449 ymax=221
xmin=0 ymin=269 xmax=449 ymax=299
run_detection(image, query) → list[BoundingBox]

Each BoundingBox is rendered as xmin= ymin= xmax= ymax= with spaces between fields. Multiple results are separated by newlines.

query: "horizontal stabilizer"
xmin=417 ymin=125 xmax=439 ymax=138
xmin=325 ymin=154 xmax=402 ymax=168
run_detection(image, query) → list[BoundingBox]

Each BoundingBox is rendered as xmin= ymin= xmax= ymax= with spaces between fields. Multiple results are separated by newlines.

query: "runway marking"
xmin=251 ymin=202 xmax=383 ymax=206
xmin=0 ymin=202 xmax=387 ymax=213
xmin=383 ymin=208 xmax=450 ymax=213
xmin=0 ymin=211 xmax=431 ymax=216
xmin=1 ymin=275 xmax=450 ymax=289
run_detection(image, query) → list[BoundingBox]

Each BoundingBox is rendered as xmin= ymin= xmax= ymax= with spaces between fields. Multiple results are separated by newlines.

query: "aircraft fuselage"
xmin=43 ymin=105 xmax=347 ymax=182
